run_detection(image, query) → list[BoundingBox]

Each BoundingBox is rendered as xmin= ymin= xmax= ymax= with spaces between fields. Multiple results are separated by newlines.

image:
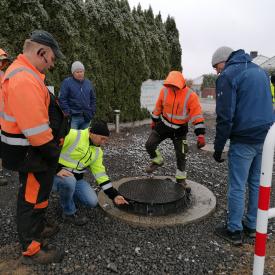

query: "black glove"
xmin=213 ymin=151 xmax=225 ymax=163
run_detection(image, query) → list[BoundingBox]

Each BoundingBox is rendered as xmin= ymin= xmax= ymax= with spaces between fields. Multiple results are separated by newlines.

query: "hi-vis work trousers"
xmin=145 ymin=123 xmax=188 ymax=173
xmin=17 ymin=168 xmax=55 ymax=256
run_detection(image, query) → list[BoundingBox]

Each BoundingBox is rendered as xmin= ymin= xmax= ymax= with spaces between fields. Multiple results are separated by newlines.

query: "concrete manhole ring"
xmin=98 ymin=176 xmax=216 ymax=227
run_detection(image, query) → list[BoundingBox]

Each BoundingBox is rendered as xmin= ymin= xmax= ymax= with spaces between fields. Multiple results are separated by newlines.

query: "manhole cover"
xmin=117 ymin=178 xmax=191 ymax=216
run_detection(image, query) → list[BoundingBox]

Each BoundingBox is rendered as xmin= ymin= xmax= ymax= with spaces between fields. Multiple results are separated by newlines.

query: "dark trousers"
xmin=17 ymin=168 xmax=56 ymax=254
xmin=145 ymin=123 xmax=188 ymax=172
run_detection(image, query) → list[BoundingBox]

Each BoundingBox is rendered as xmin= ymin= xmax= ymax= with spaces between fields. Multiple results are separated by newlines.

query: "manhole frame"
xmin=98 ymin=176 xmax=216 ymax=227
xmin=117 ymin=177 xmax=191 ymax=216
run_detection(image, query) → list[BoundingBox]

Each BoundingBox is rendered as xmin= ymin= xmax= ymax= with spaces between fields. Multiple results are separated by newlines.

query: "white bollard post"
xmin=253 ymin=123 xmax=275 ymax=275
xmin=114 ymin=110 xmax=120 ymax=134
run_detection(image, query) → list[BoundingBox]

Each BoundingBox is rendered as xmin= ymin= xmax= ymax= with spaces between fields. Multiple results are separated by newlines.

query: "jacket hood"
xmin=226 ymin=49 xmax=252 ymax=67
xmin=163 ymin=71 xmax=186 ymax=89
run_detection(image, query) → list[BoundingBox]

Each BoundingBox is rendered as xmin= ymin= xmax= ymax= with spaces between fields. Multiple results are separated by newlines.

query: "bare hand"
xmin=57 ymin=169 xmax=74 ymax=177
xmin=114 ymin=195 xmax=129 ymax=205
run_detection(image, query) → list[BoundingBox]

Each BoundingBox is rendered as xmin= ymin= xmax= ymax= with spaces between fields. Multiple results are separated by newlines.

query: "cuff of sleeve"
xmin=151 ymin=117 xmax=160 ymax=122
xmin=104 ymin=187 xmax=119 ymax=200
xmin=194 ymin=127 xmax=205 ymax=136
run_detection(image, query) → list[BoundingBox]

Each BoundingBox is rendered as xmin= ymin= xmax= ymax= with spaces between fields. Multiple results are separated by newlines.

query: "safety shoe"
xmin=40 ymin=221 xmax=60 ymax=239
xmin=214 ymin=225 xmax=242 ymax=246
xmin=242 ymin=222 xmax=256 ymax=238
xmin=145 ymin=162 xmax=164 ymax=173
xmin=176 ymin=179 xmax=191 ymax=194
xmin=21 ymin=244 xmax=64 ymax=265
xmin=62 ymin=212 xmax=88 ymax=226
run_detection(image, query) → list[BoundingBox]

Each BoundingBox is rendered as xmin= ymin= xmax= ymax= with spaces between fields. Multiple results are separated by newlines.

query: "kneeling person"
xmin=53 ymin=121 xmax=128 ymax=225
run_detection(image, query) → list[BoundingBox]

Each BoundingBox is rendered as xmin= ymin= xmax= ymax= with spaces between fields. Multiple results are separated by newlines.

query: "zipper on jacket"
xmin=171 ymin=88 xmax=176 ymax=122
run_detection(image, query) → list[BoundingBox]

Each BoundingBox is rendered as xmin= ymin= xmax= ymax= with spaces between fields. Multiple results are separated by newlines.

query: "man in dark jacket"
xmin=59 ymin=61 xmax=96 ymax=129
xmin=211 ymin=46 xmax=273 ymax=245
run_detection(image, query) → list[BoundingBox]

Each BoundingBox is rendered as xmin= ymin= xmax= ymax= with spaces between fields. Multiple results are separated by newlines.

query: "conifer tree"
xmin=0 ymin=0 xmax=182 ymax=122
xmin=165 ymin=15 xmax=182 ymax=71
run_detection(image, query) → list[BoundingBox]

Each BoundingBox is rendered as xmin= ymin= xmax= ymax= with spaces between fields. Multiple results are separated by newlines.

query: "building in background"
xmin=140 ymin=80 xmax=164 ymax=112
xmin=251 ymin=51 xmax=275 ymax=72
xmin=191 ymin=75 xmax=203 ymax=97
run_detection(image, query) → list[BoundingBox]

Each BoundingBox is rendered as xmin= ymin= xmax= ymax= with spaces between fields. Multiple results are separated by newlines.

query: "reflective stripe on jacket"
xmin=1 ymin=54 xmax=53 ymax=170
xmin=152 ymin=71 xmax=205 ymax=129
xmin=59 ymin=128 xmax=110 ymax=186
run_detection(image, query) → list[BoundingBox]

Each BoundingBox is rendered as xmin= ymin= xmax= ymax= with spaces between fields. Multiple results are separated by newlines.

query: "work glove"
xmin=213 ymin=151 xmax=225 ymax=163
xmin=150 ymin=121 xmax=156 ymax=129
xmin=197 ymin=135 xmax=206 ymax=149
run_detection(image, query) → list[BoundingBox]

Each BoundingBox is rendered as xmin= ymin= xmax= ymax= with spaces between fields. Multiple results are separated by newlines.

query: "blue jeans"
xmin=71 ymin=114 xmax=90 ymax=130
xmin=227 ymin=142 xmax=263 ymax=232
xmin=52 ymin=176 xmax=98 ymax=215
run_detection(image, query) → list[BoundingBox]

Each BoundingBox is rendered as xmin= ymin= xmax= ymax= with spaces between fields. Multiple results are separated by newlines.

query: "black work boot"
xmin=176 ymin=179 xmax=191 ymax=194
xmin=21 ymin=244 xmax=64 ymax=265
xmin=214 ymin=225 xmax=243 ymax=246
xmin=62 ymin=212 xmax=88 ymax=226
xmin=145 ymin=162 xmax=164 ymax=173
xmin=242 ymin=222 xmax=256 ymax=238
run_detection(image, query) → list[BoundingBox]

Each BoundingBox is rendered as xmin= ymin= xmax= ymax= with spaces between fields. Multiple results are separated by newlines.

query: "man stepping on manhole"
xmin=145 ymin=71 xmax=206 ymax=192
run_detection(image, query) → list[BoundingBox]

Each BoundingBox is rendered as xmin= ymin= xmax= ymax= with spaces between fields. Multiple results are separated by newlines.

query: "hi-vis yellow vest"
xmin=59 ymin=129 xmax=109 ymax=185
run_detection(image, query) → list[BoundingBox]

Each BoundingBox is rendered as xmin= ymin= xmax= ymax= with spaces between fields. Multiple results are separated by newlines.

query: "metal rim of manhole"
xmin=116 ymin=178 xmax=192 ymax=216
xmin=98 ymin=176 xmax=216 ymax=227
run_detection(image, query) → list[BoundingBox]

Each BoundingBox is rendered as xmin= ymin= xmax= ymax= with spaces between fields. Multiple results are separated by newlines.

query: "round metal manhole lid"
xmin=118 ymin=178 xmax=186 ymax=204
xmin=117 ymin=178 xmax=190 ymax=216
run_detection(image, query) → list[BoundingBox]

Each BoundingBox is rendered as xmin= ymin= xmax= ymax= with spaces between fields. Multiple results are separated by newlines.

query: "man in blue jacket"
xmin=59 ymin=61 xmax=96 ymax=129
xmin=211 ymin=46 xmax=273 ymax=245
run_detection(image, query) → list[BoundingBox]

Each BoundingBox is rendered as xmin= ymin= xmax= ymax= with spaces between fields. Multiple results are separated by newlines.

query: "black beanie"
xmin=90 ymin=121 xmax=110 ymax=137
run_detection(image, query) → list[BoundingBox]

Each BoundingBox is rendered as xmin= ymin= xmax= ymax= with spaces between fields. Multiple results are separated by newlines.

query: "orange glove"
xmin=150 ymin=121 xmax=156 ymax=129
xmin=197 ymin=135 xmax=206 ymax=149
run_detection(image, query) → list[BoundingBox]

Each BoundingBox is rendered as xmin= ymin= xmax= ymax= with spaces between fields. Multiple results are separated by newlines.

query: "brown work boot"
xmin=176 ymin=179 xmax=191 ymax=193
xmin=21 ymin=244 xmax=64 ymax=265
xmin=40 ymin=221 xmax=60 ymax=239
xmin=145 ymin=162 xmax=164 ymax=173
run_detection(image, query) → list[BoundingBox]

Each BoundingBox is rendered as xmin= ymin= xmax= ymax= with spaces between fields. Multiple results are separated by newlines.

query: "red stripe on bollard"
xmin=255 ymin=232 xmax=267 ymax=257
xmin=258 ymin=186 xmax=271 ymax=211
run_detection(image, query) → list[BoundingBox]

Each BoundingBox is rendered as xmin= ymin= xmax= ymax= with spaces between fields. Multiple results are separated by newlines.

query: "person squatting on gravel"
xmin=212 ymin=46 xmax=274 ymax=245
xmin=0 ymin=30 xmax=68 ymax=264
xmin=0 ymin=48 xmax=11 ymax=186
xmin=52 ymin=120 xmax=128 ymax=226
xmin=145 ymin=71 xmax=206 ymax=191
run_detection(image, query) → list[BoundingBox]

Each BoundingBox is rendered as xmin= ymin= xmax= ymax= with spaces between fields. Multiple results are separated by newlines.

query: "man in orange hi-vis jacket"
xmin=145 ymin=71 xmax=206 ymax=191
xmin=1 ymin=30 xmax=65 ymax=265
xmin=0 ymin=48 xmax=11 ymax=186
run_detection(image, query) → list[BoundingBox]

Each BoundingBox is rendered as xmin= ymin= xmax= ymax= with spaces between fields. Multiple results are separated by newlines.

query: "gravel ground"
xmin=1 ymin=113 xmax=275 ymax=275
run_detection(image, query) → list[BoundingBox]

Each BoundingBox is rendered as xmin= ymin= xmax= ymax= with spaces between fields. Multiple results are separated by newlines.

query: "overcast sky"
xmin=127 ymin=0 xmax=273 ymax=79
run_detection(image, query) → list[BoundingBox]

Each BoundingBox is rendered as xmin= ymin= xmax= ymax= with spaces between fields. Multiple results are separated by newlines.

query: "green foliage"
xmin=0 ymin=0 xmax=182 ymax=122
xmin=201 ymin=74 xmax=217 ymax=90
xmin=165 ymin=16 xmax=182 ymax=72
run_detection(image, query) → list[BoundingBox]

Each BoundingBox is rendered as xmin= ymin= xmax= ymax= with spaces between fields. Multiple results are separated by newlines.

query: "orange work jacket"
xmin=1 ymin=54 xmax=53 ymax=170
xmin=152 ymin=71 xmax=205 ymax=130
